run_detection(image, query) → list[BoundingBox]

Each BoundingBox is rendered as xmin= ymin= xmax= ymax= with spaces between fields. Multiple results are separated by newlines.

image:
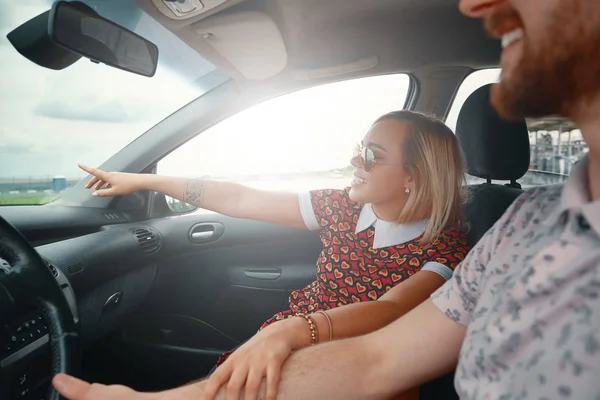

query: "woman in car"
xmin=80 ymin=110 xmax=470 ymax=400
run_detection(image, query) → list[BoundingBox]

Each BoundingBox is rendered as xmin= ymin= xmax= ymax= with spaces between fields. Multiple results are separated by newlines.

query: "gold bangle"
xmin=317 ymin=311 xmax=333 ymax=341
xmin=296 ymin=313 xmax=318 ymax=345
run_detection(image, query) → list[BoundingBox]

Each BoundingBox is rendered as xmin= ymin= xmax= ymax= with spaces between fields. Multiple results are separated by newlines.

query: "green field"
xmin=0 ymin=195 xmax=59 ymax=205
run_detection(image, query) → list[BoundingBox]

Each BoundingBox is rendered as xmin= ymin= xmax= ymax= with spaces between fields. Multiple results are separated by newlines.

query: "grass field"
xmin=0 ymin=194 xmax=58 ymax=205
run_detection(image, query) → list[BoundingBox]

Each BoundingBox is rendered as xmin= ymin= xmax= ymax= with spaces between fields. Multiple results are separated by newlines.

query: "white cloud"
xmin=0 ymin=127 xmax=46 ymax=153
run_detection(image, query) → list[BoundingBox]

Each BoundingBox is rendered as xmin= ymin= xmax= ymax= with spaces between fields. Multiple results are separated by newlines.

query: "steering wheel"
xmin=0 ymin=216 xmax=78 ymax=400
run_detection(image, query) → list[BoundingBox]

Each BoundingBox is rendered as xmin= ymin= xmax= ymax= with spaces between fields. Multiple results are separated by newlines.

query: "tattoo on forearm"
xmin=184 ymin=179 xmax=205 ymax=207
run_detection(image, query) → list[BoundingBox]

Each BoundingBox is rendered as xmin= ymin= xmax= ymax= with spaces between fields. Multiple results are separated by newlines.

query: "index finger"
xmin=78 ymin=163 xmax=107 ymax=180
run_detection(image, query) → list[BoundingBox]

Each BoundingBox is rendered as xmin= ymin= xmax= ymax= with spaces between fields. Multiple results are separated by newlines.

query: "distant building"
xmin=527 ymin=117 xmax=588 ymax=177
xmin=52 ymin=176 xmax=68 ymax=192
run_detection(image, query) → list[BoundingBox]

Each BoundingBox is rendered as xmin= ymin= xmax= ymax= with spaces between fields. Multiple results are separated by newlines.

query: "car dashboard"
xmin=0 ymin=205 xmax=163 ymax=399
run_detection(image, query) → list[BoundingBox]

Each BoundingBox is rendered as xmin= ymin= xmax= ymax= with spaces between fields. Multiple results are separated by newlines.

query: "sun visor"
xmin=192 ymin=11 xmax=287 ymax=80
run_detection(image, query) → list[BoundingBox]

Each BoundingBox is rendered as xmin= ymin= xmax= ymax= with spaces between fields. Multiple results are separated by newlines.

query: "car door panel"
xmin=86 ymin=211 xmax=321 ymax=390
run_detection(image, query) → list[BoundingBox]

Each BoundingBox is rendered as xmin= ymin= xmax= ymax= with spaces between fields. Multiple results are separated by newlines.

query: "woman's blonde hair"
xmin=374 ymin=110 xmax=465 ymax=245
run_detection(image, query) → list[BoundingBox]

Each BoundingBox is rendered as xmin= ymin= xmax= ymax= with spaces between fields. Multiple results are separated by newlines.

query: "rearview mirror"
xmin=48 ymin=1 xmax=159 ymax=77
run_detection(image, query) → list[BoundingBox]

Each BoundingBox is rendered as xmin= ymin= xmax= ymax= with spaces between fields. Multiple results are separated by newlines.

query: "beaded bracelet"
xmin=296 ymin=313 xmax=318 ymax=345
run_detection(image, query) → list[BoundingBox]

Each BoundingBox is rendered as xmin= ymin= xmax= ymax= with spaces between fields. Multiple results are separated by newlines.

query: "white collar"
xmin=355 ymin=204 xmax=429 ymax=249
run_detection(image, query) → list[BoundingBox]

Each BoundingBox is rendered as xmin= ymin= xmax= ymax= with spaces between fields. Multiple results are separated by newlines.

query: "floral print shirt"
xmin=432 ymin=155 xmax=600 ymax=399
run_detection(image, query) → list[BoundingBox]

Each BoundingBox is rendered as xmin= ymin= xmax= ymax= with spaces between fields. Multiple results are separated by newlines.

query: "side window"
xmin=445 ymin=68 xmax=501 ymax=132
xmin=525 ymin=118 xmax=588 ymax=186
xmin=446 ymin=69 xmax=589 ymax=188
xmin=159 ymin=74 xmax=410 ymax=212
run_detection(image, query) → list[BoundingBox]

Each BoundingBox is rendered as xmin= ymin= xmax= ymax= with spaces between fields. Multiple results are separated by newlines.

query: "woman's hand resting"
xmin=79 ymin=164 xmax=144 ymax=197
xmin=201 ymin=317 xmax=311 ymax=400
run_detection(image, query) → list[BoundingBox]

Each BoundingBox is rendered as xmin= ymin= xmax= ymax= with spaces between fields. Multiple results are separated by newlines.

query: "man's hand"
xmin=53 ymin=374 xmax=148 ymax=399
xmin=52 ymin=374 xmax=208 ymax=400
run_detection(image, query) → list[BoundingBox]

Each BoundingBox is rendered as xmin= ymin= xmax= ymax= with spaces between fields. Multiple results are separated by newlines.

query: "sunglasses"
xmin=353 ymin=143 xmax=404 ymax=172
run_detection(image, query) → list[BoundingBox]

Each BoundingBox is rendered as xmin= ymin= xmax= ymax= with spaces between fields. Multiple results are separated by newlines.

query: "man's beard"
xmin=488 ymin=2 xmax=600 ymax=121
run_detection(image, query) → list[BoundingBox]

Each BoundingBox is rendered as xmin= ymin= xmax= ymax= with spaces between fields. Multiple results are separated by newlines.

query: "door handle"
xmin=244 ymin=268 xmax=282 ymax=280
xmin=189 ymin=222 xmax=225 ymax=244
xmin=191 ymin=231 xmax=214 ymax=240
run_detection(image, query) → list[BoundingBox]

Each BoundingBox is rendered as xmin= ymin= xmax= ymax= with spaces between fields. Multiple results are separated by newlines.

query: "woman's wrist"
xmin=284 ymin=316 xmax=314 ymax=350
xmin=288 ymin=312 xmax=333 ymax=349
xmin=142 ymin=174 xmax=173 ymax=193
xmin=133 ymin=173 xmax=156 ymax=191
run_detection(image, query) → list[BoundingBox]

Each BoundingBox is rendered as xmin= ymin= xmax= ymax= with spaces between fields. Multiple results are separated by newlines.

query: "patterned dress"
xmin=216 ymin=188 xmax=470 ymax=366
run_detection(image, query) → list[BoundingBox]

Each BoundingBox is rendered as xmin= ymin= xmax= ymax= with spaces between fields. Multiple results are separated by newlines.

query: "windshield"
xmin=0 ymin=0 xmax=228 ymax=205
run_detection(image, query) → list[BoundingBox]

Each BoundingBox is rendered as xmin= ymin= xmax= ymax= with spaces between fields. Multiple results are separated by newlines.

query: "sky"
xmin=0 ymin=0 xmax=503 ymax=182
xmin=0 ymin=0 xmax=215 ymax=179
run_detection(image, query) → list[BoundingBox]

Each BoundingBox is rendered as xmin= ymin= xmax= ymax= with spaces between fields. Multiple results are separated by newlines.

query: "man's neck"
xmin=570 ymin=98 xmax=600 ymax=201
xmin=588 ymin=155 xmax=600 ymax=201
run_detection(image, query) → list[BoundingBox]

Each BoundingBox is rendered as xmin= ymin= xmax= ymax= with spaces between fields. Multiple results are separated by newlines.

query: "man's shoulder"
xmin=513 ymin=184 xmax=564 ymax=211
xmin=495 ymin=184 xmax=564 ymax=233
xmin=522 ymin=183 xmax=564 ymax=196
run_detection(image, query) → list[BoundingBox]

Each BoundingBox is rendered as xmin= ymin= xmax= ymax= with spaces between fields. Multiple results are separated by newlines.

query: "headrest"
xmin=455 ymin=84 xmax=530 ymax=182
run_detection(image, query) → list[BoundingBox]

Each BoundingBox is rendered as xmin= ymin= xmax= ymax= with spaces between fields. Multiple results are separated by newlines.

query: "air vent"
xmin=44 ymin=259 xmax=59 ymax=278
xmin=131 ymin=227 xmax=161 ymax=255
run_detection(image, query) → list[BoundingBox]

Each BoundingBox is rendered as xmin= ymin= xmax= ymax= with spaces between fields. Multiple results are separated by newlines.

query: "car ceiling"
xmin=136 ymin=0 xmax=501 ymax=85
